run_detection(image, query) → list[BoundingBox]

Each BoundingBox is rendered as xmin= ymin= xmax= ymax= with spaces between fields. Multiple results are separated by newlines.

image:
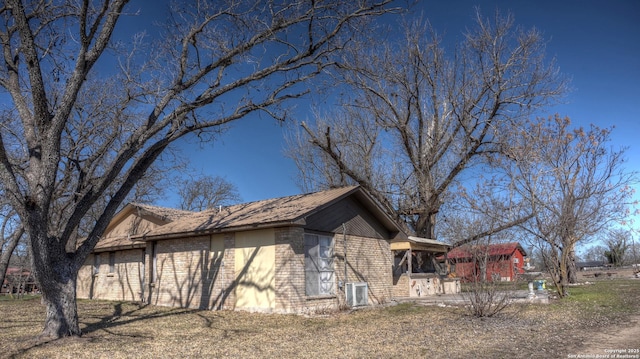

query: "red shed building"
xmin=446 ymin=242 xmax=527 ymax=282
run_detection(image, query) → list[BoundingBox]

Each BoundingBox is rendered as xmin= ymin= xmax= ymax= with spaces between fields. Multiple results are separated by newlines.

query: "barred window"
xmin=304 ymin=234 xmax=335 ymax=296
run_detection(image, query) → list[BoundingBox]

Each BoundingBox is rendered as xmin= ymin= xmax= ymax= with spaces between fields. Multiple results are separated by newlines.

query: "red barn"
xmin=446 ymin=242 xmax=527 ymax=282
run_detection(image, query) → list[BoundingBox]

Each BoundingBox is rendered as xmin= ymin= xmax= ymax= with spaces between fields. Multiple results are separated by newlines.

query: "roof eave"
xmin=134 ymin=219 xmax=308 ymax=242
xmin=93 ymin=242 xmax=147 ymax=253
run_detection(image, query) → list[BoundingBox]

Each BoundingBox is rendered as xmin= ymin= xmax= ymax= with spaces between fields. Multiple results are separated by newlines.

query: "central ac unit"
xmin=346 ymin=282 xmax=368 ymax=307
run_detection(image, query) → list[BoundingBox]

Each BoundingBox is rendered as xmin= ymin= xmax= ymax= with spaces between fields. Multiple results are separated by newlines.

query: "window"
xmin=304 ymin=233 xmax=334 ymax=296
xmin=93 ymin=254 xmax=100 ymax=275
xmin=513 ymin=257 xmax=519 ymax=264
xmin=109 ymin=252 xmax=116 ymax=274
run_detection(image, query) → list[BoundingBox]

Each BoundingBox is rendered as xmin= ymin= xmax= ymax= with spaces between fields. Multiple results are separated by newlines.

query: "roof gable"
xmin=104 ymin=203 xmax=192 ymax=235
xmin=94 ymin=203 xmax=193 ymax=252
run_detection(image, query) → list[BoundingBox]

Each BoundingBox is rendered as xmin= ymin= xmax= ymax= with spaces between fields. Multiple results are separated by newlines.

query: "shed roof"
xmin=446 ymin=242 xmax=526 ymax=260
xmin=136 ymin=186 xmax=404 ymax=241
xmin=390 ymin=236 xmax=451 ymax=253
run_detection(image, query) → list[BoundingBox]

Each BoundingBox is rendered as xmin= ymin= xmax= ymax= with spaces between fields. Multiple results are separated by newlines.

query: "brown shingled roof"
xmin=137 ymin=186 xmax=388 ymax=240
xmin=92 ymin=203 xmax=194 ymax=252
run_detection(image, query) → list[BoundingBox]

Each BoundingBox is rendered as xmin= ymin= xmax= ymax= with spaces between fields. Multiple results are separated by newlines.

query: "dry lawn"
xmin=1 ymin=279 xmax=639 ymax=359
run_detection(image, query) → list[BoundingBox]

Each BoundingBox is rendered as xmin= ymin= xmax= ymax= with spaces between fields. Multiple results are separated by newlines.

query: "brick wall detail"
xmin=274 ymin=228 xmax=393 ymax=314
xmin=77 ymin=249 xmax=145 ymax=302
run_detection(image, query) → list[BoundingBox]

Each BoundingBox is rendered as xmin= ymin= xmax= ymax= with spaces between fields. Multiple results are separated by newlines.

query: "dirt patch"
xmin=577 ymin=267 xmax=639 ymax=281
xmin=568 ymin=315 xmax=640 ymax=356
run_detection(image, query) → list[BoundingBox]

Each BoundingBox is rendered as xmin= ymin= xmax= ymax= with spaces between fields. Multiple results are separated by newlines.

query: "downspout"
xmin=140 ymin=248 xmax=145 ymax=303
xmin=343 ymin=223 xmax=347 ymax=289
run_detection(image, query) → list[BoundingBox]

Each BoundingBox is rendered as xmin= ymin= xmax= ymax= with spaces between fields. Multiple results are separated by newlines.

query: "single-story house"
xmin=77 ymin=186 xmax=408 ymax=313
xmin=445 ymin=242 xmax=527 ymax=282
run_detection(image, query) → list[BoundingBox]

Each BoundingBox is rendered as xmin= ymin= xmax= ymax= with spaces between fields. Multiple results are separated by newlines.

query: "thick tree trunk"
xmin=30 ymin=226 xmax=82 ymax=339
xmin=415 ymin=212 xmax=437 ymax=239
xmin=37 ymin=262 xmax=81 ymax=339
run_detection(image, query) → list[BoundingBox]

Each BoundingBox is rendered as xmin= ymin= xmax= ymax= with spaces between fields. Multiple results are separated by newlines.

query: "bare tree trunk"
xmin=558 ymin=249 xmax=570 ymax=297
xmin=36 ymin=265 xmax=82 ymax=339
xmin=0 ymin=228 xmax=24 ymax=293
xmin=30 ymin=230 xmax=81 ymax=339
xmin=40 ymin=272 xmax=80 ymax=339
xmin=415 ymin=212 xmax=437 ymax=239
xmin=567 ymin=248 xmax=578 ymax=284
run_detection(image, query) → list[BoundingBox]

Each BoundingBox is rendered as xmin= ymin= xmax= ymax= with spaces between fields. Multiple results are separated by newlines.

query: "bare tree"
xmin=443 ymin=213 xmax=519 ymax=317
xmin=461 ymin=243 xmax=518 ymax=318
xmin=177 ymin=175 xmax=241 ymax=211
xmin=604 ymin=228 xmax=630 ymax=267
xmin=289 ymin=10 xmax=566 ymax=239
xmin=581 ymin=244 xmax=606 ymax=263
xmin=0 ymin=0 xmax=398 ymax=339
xmin=629 ymin=237 xmax=640 ymax=267
xmin=506 ymin=116 xmax=637 ymax=297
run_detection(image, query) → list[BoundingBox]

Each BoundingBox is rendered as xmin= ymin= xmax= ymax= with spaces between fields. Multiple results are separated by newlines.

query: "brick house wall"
xmin=337 ymin=234 xmax=392 ymax=306
xmin=147 ymin=235 xmax=234 ymax=309
xmin=274 ymin=227 xmax=306 ymax=312
xmin=79 ymin=228 xmax=393 ymax=313
xmin=77 ymin=257 xmax=94 ymax=298
xmin=219 ymin=233 xmax=236 ymax=310
xmin=148 ymin=236 xmax=207 ymax=308
xmin=77 ymin=249 xmax=145 ymax=301
xmin=273 ymin=228 xmax=393 ymax=313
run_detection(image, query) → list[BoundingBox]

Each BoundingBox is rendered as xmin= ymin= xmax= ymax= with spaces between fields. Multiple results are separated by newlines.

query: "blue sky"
xmin=153 ymin=1 xmax=640 ymax=211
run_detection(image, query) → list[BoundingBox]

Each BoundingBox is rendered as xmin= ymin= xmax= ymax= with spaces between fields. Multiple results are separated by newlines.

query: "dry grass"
xmin=1 ymin=279 xmax=639 ymax=359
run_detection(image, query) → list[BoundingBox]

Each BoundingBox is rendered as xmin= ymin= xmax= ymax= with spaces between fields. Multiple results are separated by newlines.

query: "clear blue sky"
xmin=149 ymin=1 xmax=639 ymax=210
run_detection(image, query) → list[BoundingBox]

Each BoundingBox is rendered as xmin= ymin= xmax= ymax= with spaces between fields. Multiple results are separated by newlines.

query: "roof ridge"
xmin=131 ymin=202 xmax=192 ymax=213
xmin=194 ymin=185 xmax=359 ymax=214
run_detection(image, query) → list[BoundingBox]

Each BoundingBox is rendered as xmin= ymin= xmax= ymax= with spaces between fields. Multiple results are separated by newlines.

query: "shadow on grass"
xmin=80 ymin=301 xmax=208 ymax=335
xmin=8 ymin=301 xmax=217 ymax=359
